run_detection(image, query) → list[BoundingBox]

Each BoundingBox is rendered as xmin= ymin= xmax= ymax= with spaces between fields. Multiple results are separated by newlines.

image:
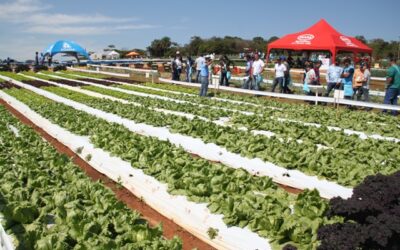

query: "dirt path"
xmin=0 ymin=99 xmax=214 ymax=250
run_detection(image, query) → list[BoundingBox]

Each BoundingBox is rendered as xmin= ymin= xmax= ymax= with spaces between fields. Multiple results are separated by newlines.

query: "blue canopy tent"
xmin=42 ymin=40 xmax=91 ymax=65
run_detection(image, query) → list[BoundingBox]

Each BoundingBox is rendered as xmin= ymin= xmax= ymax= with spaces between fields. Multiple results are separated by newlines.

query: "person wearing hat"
xmin=271 ymin=57 xmax=286 ymax=92
xmin=199 ymin=56 xmax=213 ymax=97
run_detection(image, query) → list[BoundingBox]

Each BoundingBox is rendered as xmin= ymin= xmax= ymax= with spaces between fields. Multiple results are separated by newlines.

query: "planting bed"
xmin=0 ymin=102 xmax=182 ymax=249
xmin=0 ymin=70 xmax=399 ymax=250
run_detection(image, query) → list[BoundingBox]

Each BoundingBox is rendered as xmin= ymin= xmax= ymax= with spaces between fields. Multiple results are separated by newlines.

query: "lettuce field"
xmin=0 ymin=70 xmax=398 ymax=250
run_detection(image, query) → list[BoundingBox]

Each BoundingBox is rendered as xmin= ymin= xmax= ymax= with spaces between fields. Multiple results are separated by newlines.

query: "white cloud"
xmin=0 ymin=0 xmax=49 ymax=19
xmin=114 ymin=24 xmax=160 ymax=30
xmin=0 ymin=0 xmax=158 ymax=35
xmin=24 ymin=23 xmax=160 ymax=35
xmin=24 ymin=25 xmax=109 ymax=35
xmin=25 ymin=13 xmax=137 ymax=26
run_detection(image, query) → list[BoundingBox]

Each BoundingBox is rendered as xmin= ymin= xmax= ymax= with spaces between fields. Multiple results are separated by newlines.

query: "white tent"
xmin=105 ymin=50 xmax=120 ymax=60
xmin=90 ymin=52 xmax=105 ymax=60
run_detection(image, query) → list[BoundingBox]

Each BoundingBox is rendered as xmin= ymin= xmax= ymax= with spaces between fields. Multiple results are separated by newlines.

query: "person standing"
xmin=352 ymin=63 xmax=366 ymax=101
xmin=171 ymin=55 xmax=178 ymax=80
xmin=251 ymin=53 xmax=265 ymax=90
xmin=242 ymin=54 xmax=253 ymax=89
xmin=302 ymin=60 xmax=311 ymax=84
xmin=383 ymin=58 xmax=400 ymax=115
xmin=199 ymin=57 xmax=212 ymax=97
xmin=325 ymin=59 xmax=343 ymax=97
xmin=219 ymin=55 xmax=234 ymax=86
xmin=219 ymin=56 xmax=229 ymax=86
xmin=186 ymin=56 xmax=194 ymax=82
xmin=341 ymin=58 xmax=355 ymax=100
xmin=271 ymin=57 xmax=286 ymax=92
xmin=361 ymin=63 xmax=371 ymax=103
xmin=195 ymin=54 xmax=205 ymax=83
xmin=282 ymin=56 xmax=293 ymax=93
xmin=174 ymin=53 xmax=183 ymax=81
xmin=313 ymin=60 xmax=322 ymax=85
xmin=303 ymin=63 xmax=316 ymax=96
xmin=35 ymin=52 xmax=39 ymax=66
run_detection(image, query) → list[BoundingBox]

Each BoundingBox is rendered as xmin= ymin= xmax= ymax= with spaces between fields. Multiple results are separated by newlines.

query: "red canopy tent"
xmin=266 ymin=19 xmax=372 ymax=63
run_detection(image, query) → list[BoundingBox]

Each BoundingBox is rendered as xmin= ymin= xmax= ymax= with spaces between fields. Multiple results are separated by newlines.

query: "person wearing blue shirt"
xmin=341 ymin=58 xmax=355 ymax=99
xmin=242 ymin=54 xmax=253 ymax=89
xmin=325 ymin=59 xmax=343 ymax=96
xmin=199 ymin=57 xmax=212 ymax=97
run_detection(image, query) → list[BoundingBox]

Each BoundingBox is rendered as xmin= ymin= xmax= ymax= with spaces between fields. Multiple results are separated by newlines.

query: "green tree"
xmin=369 ymin=38 xmax=389 ymax=60
xmin=267 ymin=36 xmax=279 ymax=44
xmin=186 ymin=36 xmax=204 ymax=56
xmin=251 ymin=37 xmax=267 ymax=52
xmin=355 ymin=35 xmax=367 ymax=45
xmin=147 ymin=37 xmax=178 ymax=57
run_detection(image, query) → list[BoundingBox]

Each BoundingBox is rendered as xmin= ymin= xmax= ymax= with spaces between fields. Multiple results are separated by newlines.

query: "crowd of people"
xmin=169 ymin=51 xmax=400 ymax=115
xmin=171 ymin=52 xmax=235 ymax=96
xmin=302 ymin=57 xmax=400 ymax=115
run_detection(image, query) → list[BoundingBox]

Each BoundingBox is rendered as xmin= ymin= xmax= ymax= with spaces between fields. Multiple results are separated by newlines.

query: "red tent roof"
xmin=267 ymin=19 xmax=372 ymax=58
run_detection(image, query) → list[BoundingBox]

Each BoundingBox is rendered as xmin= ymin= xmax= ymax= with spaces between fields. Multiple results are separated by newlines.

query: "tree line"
xmin=147 ymin=36 xmax=279 ymax=58
xmin=145 ymin=35 xmax=399 ymax=60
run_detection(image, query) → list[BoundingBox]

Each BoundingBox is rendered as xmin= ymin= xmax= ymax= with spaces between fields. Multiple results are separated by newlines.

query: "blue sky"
xmin=0 ymin=0 xmax=399 ymax=60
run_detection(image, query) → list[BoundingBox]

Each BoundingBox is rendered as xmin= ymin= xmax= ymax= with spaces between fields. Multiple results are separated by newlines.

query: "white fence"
xmin=212 ymin=74 xmax=387 ymax=97
xmin=159 ymin=77 xmax=400 ymax=111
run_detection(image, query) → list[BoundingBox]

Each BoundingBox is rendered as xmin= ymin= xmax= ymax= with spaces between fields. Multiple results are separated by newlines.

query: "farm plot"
xmin=0 ymin=105 xmax=181 ymax=249
xmin=12 ymin=72 xmax=400 ymax=188
xmin=26 ymin=72 xmax=400 ymax=146
xmin=60 ymin=70 xmax=400 ymax=138
xmin=0 ymin=73 xmax=342 ymax=250
xmin=1 ymin=71 xmax=399 ymax=250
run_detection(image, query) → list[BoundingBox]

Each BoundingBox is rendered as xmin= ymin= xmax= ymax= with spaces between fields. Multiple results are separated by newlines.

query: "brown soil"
xmin=22 ymin=80 xmax=52 ymax=88
xmin=78 ymin=78 xmax=120 ymax=86
xmin=0 ymin=99 xmax=214 ymax=250
xmin=105 ymin=77 xmax=141 ymax=84
xmin=0 ymin=81 xmax=21 ymax=89
xmin=53 ymin=79 xmax=86 ymax=87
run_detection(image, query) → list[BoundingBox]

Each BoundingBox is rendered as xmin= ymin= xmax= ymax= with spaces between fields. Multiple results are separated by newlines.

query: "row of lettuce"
xmin=1 ymin=72 xmax=398 ymax=249
xmin=58 ymin=70 xmax=400 ymax=138
xmin=0 ymin=106 xmax=181 ymax=249
xmin=6 ymin=70 xmax=400 ymax=139
xmin=5 ymin=71 xmax=399 ymax=187
xmin=1 ymin=84 xmax=339 ymax=249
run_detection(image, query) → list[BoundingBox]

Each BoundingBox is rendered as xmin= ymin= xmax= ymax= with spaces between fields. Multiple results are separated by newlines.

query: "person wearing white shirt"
xmin=303 ymin=64 xmax=316 ymax=96
xmin=325 ymin=59 xmax=343 ymax=97
xmin=195 ymin=55 xmax=205 ymax=83
xmin=362 ymin=63 xmax=371 ymax=103
xmin=271 ymin=58 xmax=287 ymax=92
xmin=251 ymin=53 xmax=265 ymax=90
